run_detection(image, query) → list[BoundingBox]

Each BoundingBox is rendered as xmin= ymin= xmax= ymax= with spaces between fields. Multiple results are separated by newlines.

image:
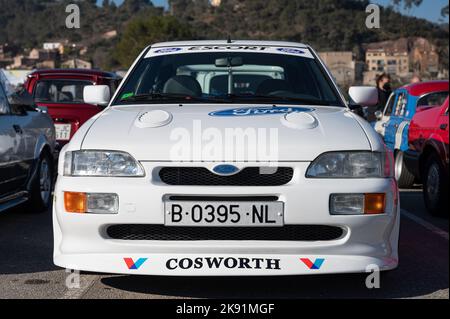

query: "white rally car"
xmin=53 ymin=41 xmax=400 ymax=276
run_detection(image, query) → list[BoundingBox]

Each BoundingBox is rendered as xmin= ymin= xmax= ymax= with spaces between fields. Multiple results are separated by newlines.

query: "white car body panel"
xmin=80 ymin=104 xmax=371 ymax=162
xmin=53 ymin=40 xmax=400 ymax=276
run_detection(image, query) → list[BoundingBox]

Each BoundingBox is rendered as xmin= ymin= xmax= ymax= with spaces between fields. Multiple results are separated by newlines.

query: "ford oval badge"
xmin=212 ymin=164 xmax=240 ymax=176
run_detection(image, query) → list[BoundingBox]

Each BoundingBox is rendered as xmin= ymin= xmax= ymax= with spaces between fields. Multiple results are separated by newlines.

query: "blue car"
xmin=374 ymin=80 xmax=449 ymax=188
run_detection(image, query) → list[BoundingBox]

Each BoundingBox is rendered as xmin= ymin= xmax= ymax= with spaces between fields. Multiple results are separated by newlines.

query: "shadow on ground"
xmin=100 ymin=218 xmax=448 ymax=299
xmin=0 ymin=205 xmax=58 ymax=275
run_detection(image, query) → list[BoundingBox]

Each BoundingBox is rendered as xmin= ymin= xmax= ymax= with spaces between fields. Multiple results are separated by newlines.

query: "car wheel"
xmin=394 ymin=151 xmax=415 ymax=188
xmin=423 ymin=153 xmax=448 ymax=217
xmin=27 ymin=151 xmax=54 ymax=213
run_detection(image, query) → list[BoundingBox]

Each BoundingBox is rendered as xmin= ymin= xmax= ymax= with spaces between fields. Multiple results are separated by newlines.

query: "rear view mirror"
xmin=215 ymin=57 xmax=244 ymax=67
xmin=349 ymin=86 xmax=378 ymax=107
xmin=83 ymin=85 xmax=110 ymax=106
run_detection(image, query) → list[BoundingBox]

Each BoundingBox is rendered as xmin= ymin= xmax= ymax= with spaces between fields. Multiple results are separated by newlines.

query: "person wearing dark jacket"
xmin=365 ymin=73 xmax=392 ymax=123
xmin=376 ymin=73 xmax=392 ymax=112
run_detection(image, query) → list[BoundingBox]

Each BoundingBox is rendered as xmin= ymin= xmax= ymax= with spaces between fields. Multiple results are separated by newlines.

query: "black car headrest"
xmin=256 ymin=79 xmax=293 ymax=95
xmin=163 ymin=75 xmax=202 ymax=97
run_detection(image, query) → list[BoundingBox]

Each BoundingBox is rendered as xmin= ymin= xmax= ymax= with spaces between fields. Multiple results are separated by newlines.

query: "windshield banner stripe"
xmin=145 ymin=46 xmax=314 ymax=59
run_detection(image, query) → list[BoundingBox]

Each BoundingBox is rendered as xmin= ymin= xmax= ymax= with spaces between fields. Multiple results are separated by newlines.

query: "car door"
xmin=0 ymin=85 xmax=28 ymax=197
xmin=384 ymin=91 xmax=408 ymax=150
xmin=375 ymin=93 xmax=396 ymax=136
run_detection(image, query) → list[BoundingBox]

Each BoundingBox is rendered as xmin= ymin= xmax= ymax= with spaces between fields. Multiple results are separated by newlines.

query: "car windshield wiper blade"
xmin=121 ymin=93 xmax=230 ymax=103
xmin=121 ymin=93 xmax=202 ymax=102
xmin=227 ymin=94 xmax=331 ymax=106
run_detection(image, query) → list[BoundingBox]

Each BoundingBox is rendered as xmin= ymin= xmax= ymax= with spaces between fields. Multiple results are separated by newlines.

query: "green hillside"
xmin=0 ymin=0 xmax=448 ymax=69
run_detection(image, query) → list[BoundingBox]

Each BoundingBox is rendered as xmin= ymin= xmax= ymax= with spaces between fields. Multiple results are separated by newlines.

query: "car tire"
xmin=26 ymin=151 xmax=54 ymax=213
xmin=423 ymin=153 xmax=448 ymax=217
xmin=394 ymin=151 xmax=415 ymax=188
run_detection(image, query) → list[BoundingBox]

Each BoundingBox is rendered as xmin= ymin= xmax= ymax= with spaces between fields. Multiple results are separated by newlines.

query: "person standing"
xmin=410 ymin=75 xmax=422 ymax=84
xmin=364 ymin=73 xmax=392 ymax=123
xmin=375 ymin=73 xmax=392 ymax=112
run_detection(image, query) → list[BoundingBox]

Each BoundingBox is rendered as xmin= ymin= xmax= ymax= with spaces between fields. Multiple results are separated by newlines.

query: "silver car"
xmin=0 ymin=82 xmax=56 ymax=213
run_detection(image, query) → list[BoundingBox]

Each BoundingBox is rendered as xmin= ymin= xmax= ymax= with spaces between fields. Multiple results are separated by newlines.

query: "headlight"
xmin=306 ymin=151 xmax=393 ymax=178
xmin=64 ymin=151 xmax=145 ymax=177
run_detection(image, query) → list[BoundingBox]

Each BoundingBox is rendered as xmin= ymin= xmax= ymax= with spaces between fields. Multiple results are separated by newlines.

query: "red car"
xmin=405 ymin=96 xmax=449 ymax=216
xmin=24 ymin=69 xmax=121 ymax=149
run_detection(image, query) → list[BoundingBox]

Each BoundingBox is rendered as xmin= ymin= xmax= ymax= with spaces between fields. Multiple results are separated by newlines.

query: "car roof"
xmin=151 ymin=40 xmax=309 ymax=49
xmin=400 ymin=80 xmax=449 ymax=97
xmin=28 ymin=68 xmax=120 ymax=79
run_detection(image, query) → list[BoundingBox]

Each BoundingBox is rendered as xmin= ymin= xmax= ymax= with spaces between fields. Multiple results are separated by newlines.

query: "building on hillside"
xmin=409 ymin=37 xmax=439 ymax=77
xmin=319 ymin=51 xmax=355 ymax=87
xmin=364 ymin=37 xmax=440 ymax=82
xmin=36 ymin=60 xmax=57 ymax=69
xmin=10 ymin=55 xmax=36 ymax=69
xmin=43 ymin=40 xmax=68 ymax=55
xmin=7 ymin=46 xmax=61 ymax=70
xmin=61 ymin=58 xmax=92 ymax=69
xmin=365 ymin=38 xmax=410 ymax=78
xmin=102 ymin=30 xmax=118 ymax=40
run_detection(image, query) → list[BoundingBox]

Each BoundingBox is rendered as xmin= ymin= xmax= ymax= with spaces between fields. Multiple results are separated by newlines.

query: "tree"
xmin=391 ymin=0 xmax=423 ymax=10
xmin=442 ymin=5 xmax=449 ymax=17
xmin=115 ymin=16 xmax=193 ymax=67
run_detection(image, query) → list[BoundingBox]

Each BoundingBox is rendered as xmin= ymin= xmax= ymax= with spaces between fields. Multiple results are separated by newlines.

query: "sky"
xmin=105 ymin=0 xmax=449 ymax=23
xmin=372 ymin=0 xmax=449 ymax=23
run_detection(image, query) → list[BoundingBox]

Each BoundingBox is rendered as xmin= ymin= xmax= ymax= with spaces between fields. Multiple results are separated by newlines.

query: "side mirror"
xmin=83 ymin=85 xmax=110 ymax=106
xmin=375 ymin=110 xmax=383 ymax=120
xmin=349 ymin=86 xmax=378 ymax=107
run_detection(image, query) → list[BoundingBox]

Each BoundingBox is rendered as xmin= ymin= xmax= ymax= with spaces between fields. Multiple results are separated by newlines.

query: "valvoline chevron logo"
xmin=124 ymin=258 xmax=148 ymax=270
xmin=300 ymin=258 xmax=325 ymax=270
xmin=209 ymin=106 xmax=313 ymax=117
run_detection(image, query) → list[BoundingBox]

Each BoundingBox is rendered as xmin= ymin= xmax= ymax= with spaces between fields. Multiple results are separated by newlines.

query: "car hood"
xmin=81 ymin=104 xmax=371 ymax=162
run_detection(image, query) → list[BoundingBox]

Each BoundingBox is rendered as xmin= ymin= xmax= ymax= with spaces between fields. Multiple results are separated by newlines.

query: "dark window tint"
xmin=417 ymin=91 xmax=449 ymax=108
xmin=384 ymin=93 xmax=396 ymax=116
xmin=34 ymin=80 xmax=93 ymax=104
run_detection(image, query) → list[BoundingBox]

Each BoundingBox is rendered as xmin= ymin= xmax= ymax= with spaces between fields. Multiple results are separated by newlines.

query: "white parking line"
xmin=59 ymin=274 xmax=99 ymax=299
xmin=401 ymin=209 xmax=449 ymax=241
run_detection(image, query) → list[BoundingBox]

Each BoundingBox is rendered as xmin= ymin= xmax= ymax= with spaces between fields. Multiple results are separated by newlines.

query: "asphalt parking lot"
xmin=0 ymin=189 xmax=448 ymax=299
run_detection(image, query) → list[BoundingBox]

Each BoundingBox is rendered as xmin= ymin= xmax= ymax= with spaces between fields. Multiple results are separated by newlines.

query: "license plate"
xmin=55 ymin=124 xmax=71 ymax=141
xmin=164 ymin=201 xmax=284 ymax=227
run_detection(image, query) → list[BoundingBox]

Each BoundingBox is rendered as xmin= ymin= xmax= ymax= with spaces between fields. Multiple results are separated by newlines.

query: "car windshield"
xmin=114 ymin=50 xmax=344 ymax=106
xmin=34 ymin=79 xmax=93 ymax=104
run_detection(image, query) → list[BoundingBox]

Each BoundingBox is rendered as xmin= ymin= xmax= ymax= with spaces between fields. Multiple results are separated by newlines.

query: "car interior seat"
xmin=163 ymin=75 xmax=202 ymax=97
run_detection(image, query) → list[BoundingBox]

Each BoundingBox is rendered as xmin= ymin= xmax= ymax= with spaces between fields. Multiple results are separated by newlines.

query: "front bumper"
xmin=53 ymin=162 xmax=400 ymax=276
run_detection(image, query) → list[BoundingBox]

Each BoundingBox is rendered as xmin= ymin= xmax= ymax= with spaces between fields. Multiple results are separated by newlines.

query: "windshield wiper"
xmin=121 ymin=93 xmax=230 ymax=103
xmin=121 ymin=93 xmax=201 ymax=102
xmin=226 ymin=94 xmax=332 ymax=106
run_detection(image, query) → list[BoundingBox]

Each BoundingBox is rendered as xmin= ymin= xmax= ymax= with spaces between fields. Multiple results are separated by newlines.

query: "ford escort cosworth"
xmin=53 ymin=41 xmax=400 ymax=276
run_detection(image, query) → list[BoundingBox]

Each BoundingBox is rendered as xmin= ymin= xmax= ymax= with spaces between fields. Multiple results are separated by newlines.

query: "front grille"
xmin=106 ymin=225 xmax=344 ymax=241
xmin=158 ymin=167 xmax=294 ymax=186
